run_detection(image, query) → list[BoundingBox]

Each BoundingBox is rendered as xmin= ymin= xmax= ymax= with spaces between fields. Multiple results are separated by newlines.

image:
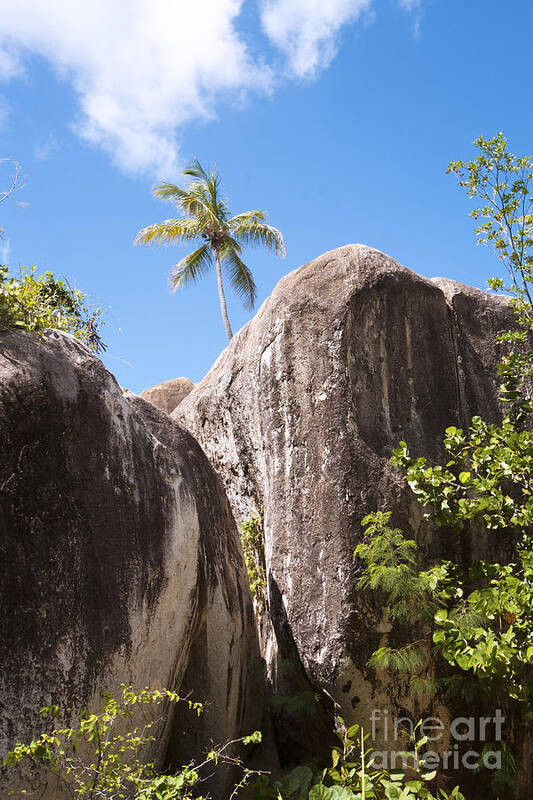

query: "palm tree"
xmin=135 ymin=160 xmax=285 ymax=341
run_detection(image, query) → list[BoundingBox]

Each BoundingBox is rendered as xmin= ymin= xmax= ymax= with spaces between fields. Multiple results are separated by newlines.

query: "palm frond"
xmin=154 ymin=179 xmax=223 ymax=226
xmin=184 ymin=159 xmax=229 ymax=222
xmin=221 ymin=241 xmax=256 ymax=309
xmin=134 ymin=218 xmax=203 ymax=246
xmin=228 ymin=217 xmax=286 ymax=257
xmin=228 ymin=210 xmax=267 ymax=226
xmin=186 ymin=182 xmax=225 ymax=224
xmin=152 ymin=182 xmax=204 ymax=217
xmin=226 ymin=235 xmax=243 ymax=254
xmin=169 ymin=244 xmax=213 ymax=292
xmin=205 ymin=171 xmax=224 ymax=218
xmin=183 ymin=158 xmax=210 ymax=183
xmin=192 ymin=177 xmax=227 ymax=222
xmin=153 ymin=182 xmax=191 ymax=203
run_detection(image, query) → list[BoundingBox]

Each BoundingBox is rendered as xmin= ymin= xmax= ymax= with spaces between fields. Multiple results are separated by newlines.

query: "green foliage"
xmin=261 ymin=764 xmax=314 ymax=800
xmin=391 ymin=427 xmax=533 ymax=703
xmin=355 ymin=512 xmax=446 ymax=625
xmin=241 ymin=514 xmax=267 ymax=611
xmin=0 ymin=265 xmax=105 ymax=353
xmin=355 ymin=134 xmax=533 ymax=794
xmin=355 ymin=135 xmax=533 ymax=710
xmin=356 ymin=509 xmax=533 ymax=706
xmin=447 ymin=132 xmax=533 ymax=314
xmin=254 ymin=719 xmax=464 ymax=800
xmin=357 ymin=430 xmax=533 ymax=701
xmin=5 ymin=685 xmax=262 ymax=799
xmin=447 ymin=132 xmax=533 ymax=421
xmin=392 ymin=416 xmax=533 ymax=530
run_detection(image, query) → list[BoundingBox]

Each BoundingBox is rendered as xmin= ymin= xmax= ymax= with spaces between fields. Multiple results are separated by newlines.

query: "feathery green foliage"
xmin=135 ymin=159 xmax=285 ymax=341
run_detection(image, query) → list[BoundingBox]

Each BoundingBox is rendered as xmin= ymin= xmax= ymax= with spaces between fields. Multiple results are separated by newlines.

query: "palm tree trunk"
xmin=215 ymin=251 xmax=233 ymax=342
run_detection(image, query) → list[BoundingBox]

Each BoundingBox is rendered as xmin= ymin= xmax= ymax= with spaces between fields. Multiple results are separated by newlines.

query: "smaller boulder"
xmin=141 ymin=377 xmax=194 ymax=414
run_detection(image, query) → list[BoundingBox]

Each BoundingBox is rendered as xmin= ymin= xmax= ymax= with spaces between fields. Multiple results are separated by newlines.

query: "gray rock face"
xmin=0 ymin=330 xmax=263 ymax=798
xmin=175 ymin=245 xmax=521 ymax=773
xmin=141 ymin=377 xmax=195 ymax=414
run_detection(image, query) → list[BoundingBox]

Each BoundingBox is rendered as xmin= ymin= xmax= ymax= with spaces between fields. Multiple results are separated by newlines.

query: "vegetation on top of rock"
xmin=135 ymin=158 xmax=285 ymax=342
xmin=0 ymin=265 xmax=105 ymax=353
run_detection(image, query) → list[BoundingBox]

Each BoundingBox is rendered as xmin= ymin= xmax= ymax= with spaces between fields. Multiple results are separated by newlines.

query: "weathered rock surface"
xmin=0 ymin=330 xmax=263 ymax=798
xmin=175 ymin=245 xmax=524 ymax=781
xmin=141 ymin=377 xmax=195 ymax=414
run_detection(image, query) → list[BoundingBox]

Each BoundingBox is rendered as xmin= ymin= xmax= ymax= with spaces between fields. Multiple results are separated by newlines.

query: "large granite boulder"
xmin=0 ymin=330 xmax=264 ymax=798
xmin=175 ymin=245 xmax=525 ymax=782
xmin=141 ymin=377 xmax=195 ymax=414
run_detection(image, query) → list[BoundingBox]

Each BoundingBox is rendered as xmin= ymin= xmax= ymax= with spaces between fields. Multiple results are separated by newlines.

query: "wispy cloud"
xmin=34 ymin=133 xmax=60 ymax=161
xmin=0 ymin=46 xmax=23 ymax=80
xmin=261 ymin=0 xmax=372 ymax=79
xmin=0 ymin=238 xmax=10 ymax=264
xmin=261 ymin=0 xmax=423 ymax=77
xmin=0 ymin=96 xmax=9 ymax=130
xmin=397 ymin=0 xmax=423 ymax=35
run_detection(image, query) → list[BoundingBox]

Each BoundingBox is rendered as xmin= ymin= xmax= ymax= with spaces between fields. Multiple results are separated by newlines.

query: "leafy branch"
xmin=5 ymin=686 xmax=262 ymax=800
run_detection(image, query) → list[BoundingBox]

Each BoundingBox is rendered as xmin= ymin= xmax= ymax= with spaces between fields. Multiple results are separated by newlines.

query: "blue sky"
xmin=0 ymin=0 xmax=532 ymax=392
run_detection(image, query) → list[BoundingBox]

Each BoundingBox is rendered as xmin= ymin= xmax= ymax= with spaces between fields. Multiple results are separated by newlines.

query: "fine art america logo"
xmin=369 ymin=709 xmax=504 ymax=771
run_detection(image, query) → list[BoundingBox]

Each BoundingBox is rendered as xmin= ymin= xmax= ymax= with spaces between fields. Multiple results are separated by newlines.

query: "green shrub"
xmin=0 ymin=265 xmax=105 ymax=353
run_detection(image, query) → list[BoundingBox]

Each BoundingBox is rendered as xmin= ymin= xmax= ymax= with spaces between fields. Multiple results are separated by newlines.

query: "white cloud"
xmin=261 ymin=0 xmax=372 ymax=79
xmin=261 ymin=0 xmax=423 ymax=78
xmin=0 ymin=46 xmax=22 ymax=80
xmin=398 ymin=0 xmax=423 ymax=35
xmin=0 ymin=0 xmax=271 ymax=176
xmin=0 ymin=238 xmax=10 ymax=264
xmin=0 ymin=0 xmax=423 ymax=175
xmin=0 ymin=96 xmax=9 ymax=130
xmin=34 ymin=133 xmax=60 ymax=161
